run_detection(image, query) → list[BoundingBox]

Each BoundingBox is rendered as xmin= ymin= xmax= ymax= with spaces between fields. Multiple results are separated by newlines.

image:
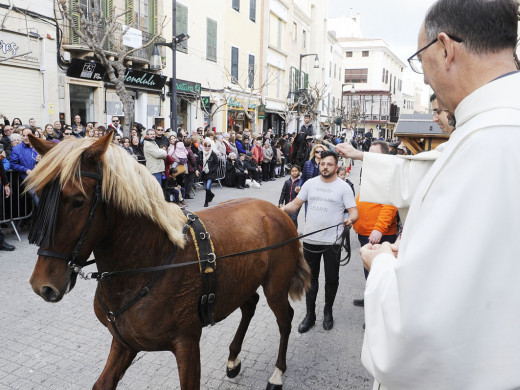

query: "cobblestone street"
xmin=0 ymin=162 xmax=373 ymax=390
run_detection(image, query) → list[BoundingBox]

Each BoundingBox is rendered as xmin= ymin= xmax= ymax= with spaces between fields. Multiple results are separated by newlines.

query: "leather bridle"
xmin=36 ymin=167 xmax=104 ymax=287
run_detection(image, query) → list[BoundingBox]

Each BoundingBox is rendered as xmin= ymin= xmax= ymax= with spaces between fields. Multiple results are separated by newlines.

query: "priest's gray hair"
xmin=425 ymin=0 xmax=518 ymax=54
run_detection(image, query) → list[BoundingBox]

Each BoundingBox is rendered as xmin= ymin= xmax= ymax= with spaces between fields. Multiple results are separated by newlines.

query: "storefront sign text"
xmin=124 ymin=69 xmax=167 ymax=91
xmin=228 ymin=98 xmax=257 ymax=110
xmin=175 ymin=79 xmax=201 ymax=95
xmin=67 ymin=58 xmax=106 ymax=81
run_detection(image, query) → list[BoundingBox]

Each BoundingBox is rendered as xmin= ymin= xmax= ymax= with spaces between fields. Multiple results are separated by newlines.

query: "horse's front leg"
xmin=93 ymin=338 xmax=137 ymax=390
xmin=173 ymin=335 xmax=202 ymax=390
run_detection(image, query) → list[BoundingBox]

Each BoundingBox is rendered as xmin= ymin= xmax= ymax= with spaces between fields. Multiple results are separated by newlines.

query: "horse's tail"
xmin=289 ymin=243 xmax=311 ymax=301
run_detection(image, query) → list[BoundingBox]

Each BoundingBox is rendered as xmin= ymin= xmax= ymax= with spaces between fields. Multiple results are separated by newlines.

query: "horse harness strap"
xmin=95 ymin=246 xmax=178 ymax=352
xmin=182 ymin=210 xmax=217 ymax=327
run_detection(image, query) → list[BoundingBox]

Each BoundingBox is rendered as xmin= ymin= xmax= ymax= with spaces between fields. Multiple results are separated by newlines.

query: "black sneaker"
xmin=353 ymin=298 xmax=364 ymax=307
xmin=0 ymin=242 xmax=15 ymax=251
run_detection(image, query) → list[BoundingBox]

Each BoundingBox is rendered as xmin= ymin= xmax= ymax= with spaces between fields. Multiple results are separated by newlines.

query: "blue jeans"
xmin=152 ymin=172 xmax=162 ymax=185
xmin=203 ymin=179 xmax=213 ymax=191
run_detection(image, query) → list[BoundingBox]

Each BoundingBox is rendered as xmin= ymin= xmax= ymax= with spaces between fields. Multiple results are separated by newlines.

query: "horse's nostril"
xmin=41 ymin=286 xmax=58 ymax=302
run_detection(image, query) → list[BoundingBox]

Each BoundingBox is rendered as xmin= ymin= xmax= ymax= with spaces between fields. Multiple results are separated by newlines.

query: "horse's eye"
xmin=71 ymin=198 xmax=85 ymax=209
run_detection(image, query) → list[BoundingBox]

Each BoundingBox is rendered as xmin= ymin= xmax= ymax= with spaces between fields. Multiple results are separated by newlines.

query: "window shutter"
xmin=149 ymin=0 xmax=158 ymax=34
xmin=206 ymin=18 xmax=217 ymax=61
xmin=304 ymin=73 xmax=309 ymax=89
xmin=103 ymin=0 xmax=113 ymax=19
xmin=176 ymin=4 xmax=188 ymax=53
xmin=125 ymin=0 xmax=134 ymax=26
xmin=70 ymin=0 xmax=81 ymax=44
xmin=231 ymin=47 xmax=239 ymax=83
xmin=248 ymin=54 xmax=255 ymax=88
xmin=249 ymin=0 xmax=256 ymax=22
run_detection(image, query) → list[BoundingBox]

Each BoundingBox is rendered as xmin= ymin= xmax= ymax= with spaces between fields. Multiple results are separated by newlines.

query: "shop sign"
xmin=257 ymin=104 xmax=266 ymax=119
xmin=67 ymin=58 xmax=106 ymax=80
xmin=175 ymin=79 xmax=201 ymax=95
xmin=0 ymin=30 xmax=41 ymax=65
xmin=124 ymin=69 xmax=167 ymax=90
xmin=201 ymin=96 xmax=211 ymax=111
xmin=228 ymin=98 xmax=257 ymax=110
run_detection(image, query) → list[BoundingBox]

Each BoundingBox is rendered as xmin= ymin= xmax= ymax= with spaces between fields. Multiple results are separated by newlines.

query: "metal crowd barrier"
xmin=0 ymin=170 xmax=34 ymax=241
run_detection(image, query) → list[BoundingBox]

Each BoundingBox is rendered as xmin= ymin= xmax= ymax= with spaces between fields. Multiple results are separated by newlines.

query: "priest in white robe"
xmin=345 ymin=0 xmax=520 ymax=389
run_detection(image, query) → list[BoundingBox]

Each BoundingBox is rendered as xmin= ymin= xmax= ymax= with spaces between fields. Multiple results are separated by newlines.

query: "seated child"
xmin=165 ymin=167 xmax=186 ymax=206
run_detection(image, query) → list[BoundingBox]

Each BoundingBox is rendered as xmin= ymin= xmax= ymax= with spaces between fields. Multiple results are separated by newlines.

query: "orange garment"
xmin=353 ymin=193 xmax=398 ymax=236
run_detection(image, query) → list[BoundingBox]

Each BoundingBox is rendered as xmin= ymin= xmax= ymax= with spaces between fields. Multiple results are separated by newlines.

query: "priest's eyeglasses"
xmin=408 ymin=34 xmax=463 ymax=74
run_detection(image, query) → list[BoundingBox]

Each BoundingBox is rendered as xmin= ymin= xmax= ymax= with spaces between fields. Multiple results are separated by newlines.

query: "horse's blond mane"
xmin=26 ymin=138 xmax=186 ymax=247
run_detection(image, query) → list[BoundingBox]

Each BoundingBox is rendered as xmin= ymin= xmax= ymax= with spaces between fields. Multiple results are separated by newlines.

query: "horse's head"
xmin=28 ymin=133 xmax=113 ymax=302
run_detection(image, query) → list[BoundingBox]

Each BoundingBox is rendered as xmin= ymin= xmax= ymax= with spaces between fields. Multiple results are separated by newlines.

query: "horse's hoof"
xmin=266 ymin=382 xmax=282 ymax=390
xmin=226 ymin=362 xmax=241 ymax=378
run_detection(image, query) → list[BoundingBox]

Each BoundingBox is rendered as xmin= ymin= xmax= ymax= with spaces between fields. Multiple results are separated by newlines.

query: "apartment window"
xmin=176 ymin=3 xmax=188 ymax=53
xmin=302 ymin=30 xmax=306 ymax=48
xmin=346 ymin=51 xmax=353 ymax=58
xmin=231 ymin=46 xmax=239 ymax=83
xmin=248 ymin=54 xmax=255 ymax=88
xmin=132 ymin=0 xmax=149 ymax=32
xmin=330 ymin=46 xmax=333 ymax=53
xmin=385 ymin=69 xmax=389 ymax=84
xmin=362 ymin=50 xmax=369 ymax=57
xmin=345 ymin=68 xmax=368 ymax=83
xmin=232 ymin=0 xmax=240 ymax=12
xmin=382 ymin=68 xmax=386 ymax=83
xmin=206 ymin=18 xmax=217 ymax=62
xmin=269 ymin=13 xmax=283 ymax=49
xmin=334 ymin=63 xmax=337 ymax=78
xmin=329 ymin=61 xmax=332 ymax=77
xmin=249 ymin=0 xmax=256 ymax=22
xmin=293 ymin=22 xmax=297 ymax=42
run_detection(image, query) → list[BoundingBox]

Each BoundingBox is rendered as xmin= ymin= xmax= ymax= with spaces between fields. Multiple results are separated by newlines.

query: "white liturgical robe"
xmin=361 ymin=72 xmax=520 ymax=390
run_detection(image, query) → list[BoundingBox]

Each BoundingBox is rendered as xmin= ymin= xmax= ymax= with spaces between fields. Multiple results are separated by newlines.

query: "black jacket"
xmin=279 ymin=177 xmax=299 ymax=205
xmin=198 ymin=151 xmax=219 ymax=181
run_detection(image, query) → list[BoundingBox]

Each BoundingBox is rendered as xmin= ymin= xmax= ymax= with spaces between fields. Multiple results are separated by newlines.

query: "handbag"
xmin=172 ymin=162 xmax=187 ymax=175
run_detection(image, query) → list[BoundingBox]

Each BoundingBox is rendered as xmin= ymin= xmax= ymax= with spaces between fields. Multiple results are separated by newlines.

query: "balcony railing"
xmin=62 ymin=5 xmax=165 ymax=62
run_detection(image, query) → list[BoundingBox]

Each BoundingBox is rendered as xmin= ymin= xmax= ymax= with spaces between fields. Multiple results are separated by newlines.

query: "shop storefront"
xmin=66 ymin=59 xmax=105 ymax=125
xmin=227 ymin=97 xmax=259 ymax=134
xmin=0 ymin=30 xmax=45 ymax=124
xmin=171 ymin=79 xmax=201 ymax=132
xmin=107 ymin=68 xmax=167 ymax=129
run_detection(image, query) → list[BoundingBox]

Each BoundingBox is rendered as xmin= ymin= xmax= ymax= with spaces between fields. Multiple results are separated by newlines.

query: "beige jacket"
xmin=143 ymin=139 xmax=167 ymax=174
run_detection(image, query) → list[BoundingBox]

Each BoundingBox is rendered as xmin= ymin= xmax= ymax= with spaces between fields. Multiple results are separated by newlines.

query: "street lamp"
xmin=296 ymin=53 xmax=319 ymax=131
xmin=150 ymin=0 xmax=189 ymax=133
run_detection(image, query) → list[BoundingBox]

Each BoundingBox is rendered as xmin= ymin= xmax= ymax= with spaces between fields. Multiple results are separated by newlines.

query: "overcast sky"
xmin=327 ymin=0 xmax=437 ymax=62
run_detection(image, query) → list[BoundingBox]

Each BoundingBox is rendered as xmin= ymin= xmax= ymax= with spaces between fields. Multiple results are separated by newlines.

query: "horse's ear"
xmin=29 ymin=134 xmax=56 ymax=156
xmin=82 ymin=130 xmax=114 ymax=163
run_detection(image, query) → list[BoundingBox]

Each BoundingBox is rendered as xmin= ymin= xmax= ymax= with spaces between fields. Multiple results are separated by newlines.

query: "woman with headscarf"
xmin=197 ymin=140 xmax=219 ymax=207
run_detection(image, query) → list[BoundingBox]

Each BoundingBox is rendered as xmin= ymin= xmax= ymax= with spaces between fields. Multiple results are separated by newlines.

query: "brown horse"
xmin=26 ymin=132 xmax=310 ymax=390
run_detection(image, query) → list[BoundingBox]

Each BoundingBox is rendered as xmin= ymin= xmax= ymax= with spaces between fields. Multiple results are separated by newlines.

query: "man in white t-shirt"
xmin=282 ymin=150 xmax=358 ymax=332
